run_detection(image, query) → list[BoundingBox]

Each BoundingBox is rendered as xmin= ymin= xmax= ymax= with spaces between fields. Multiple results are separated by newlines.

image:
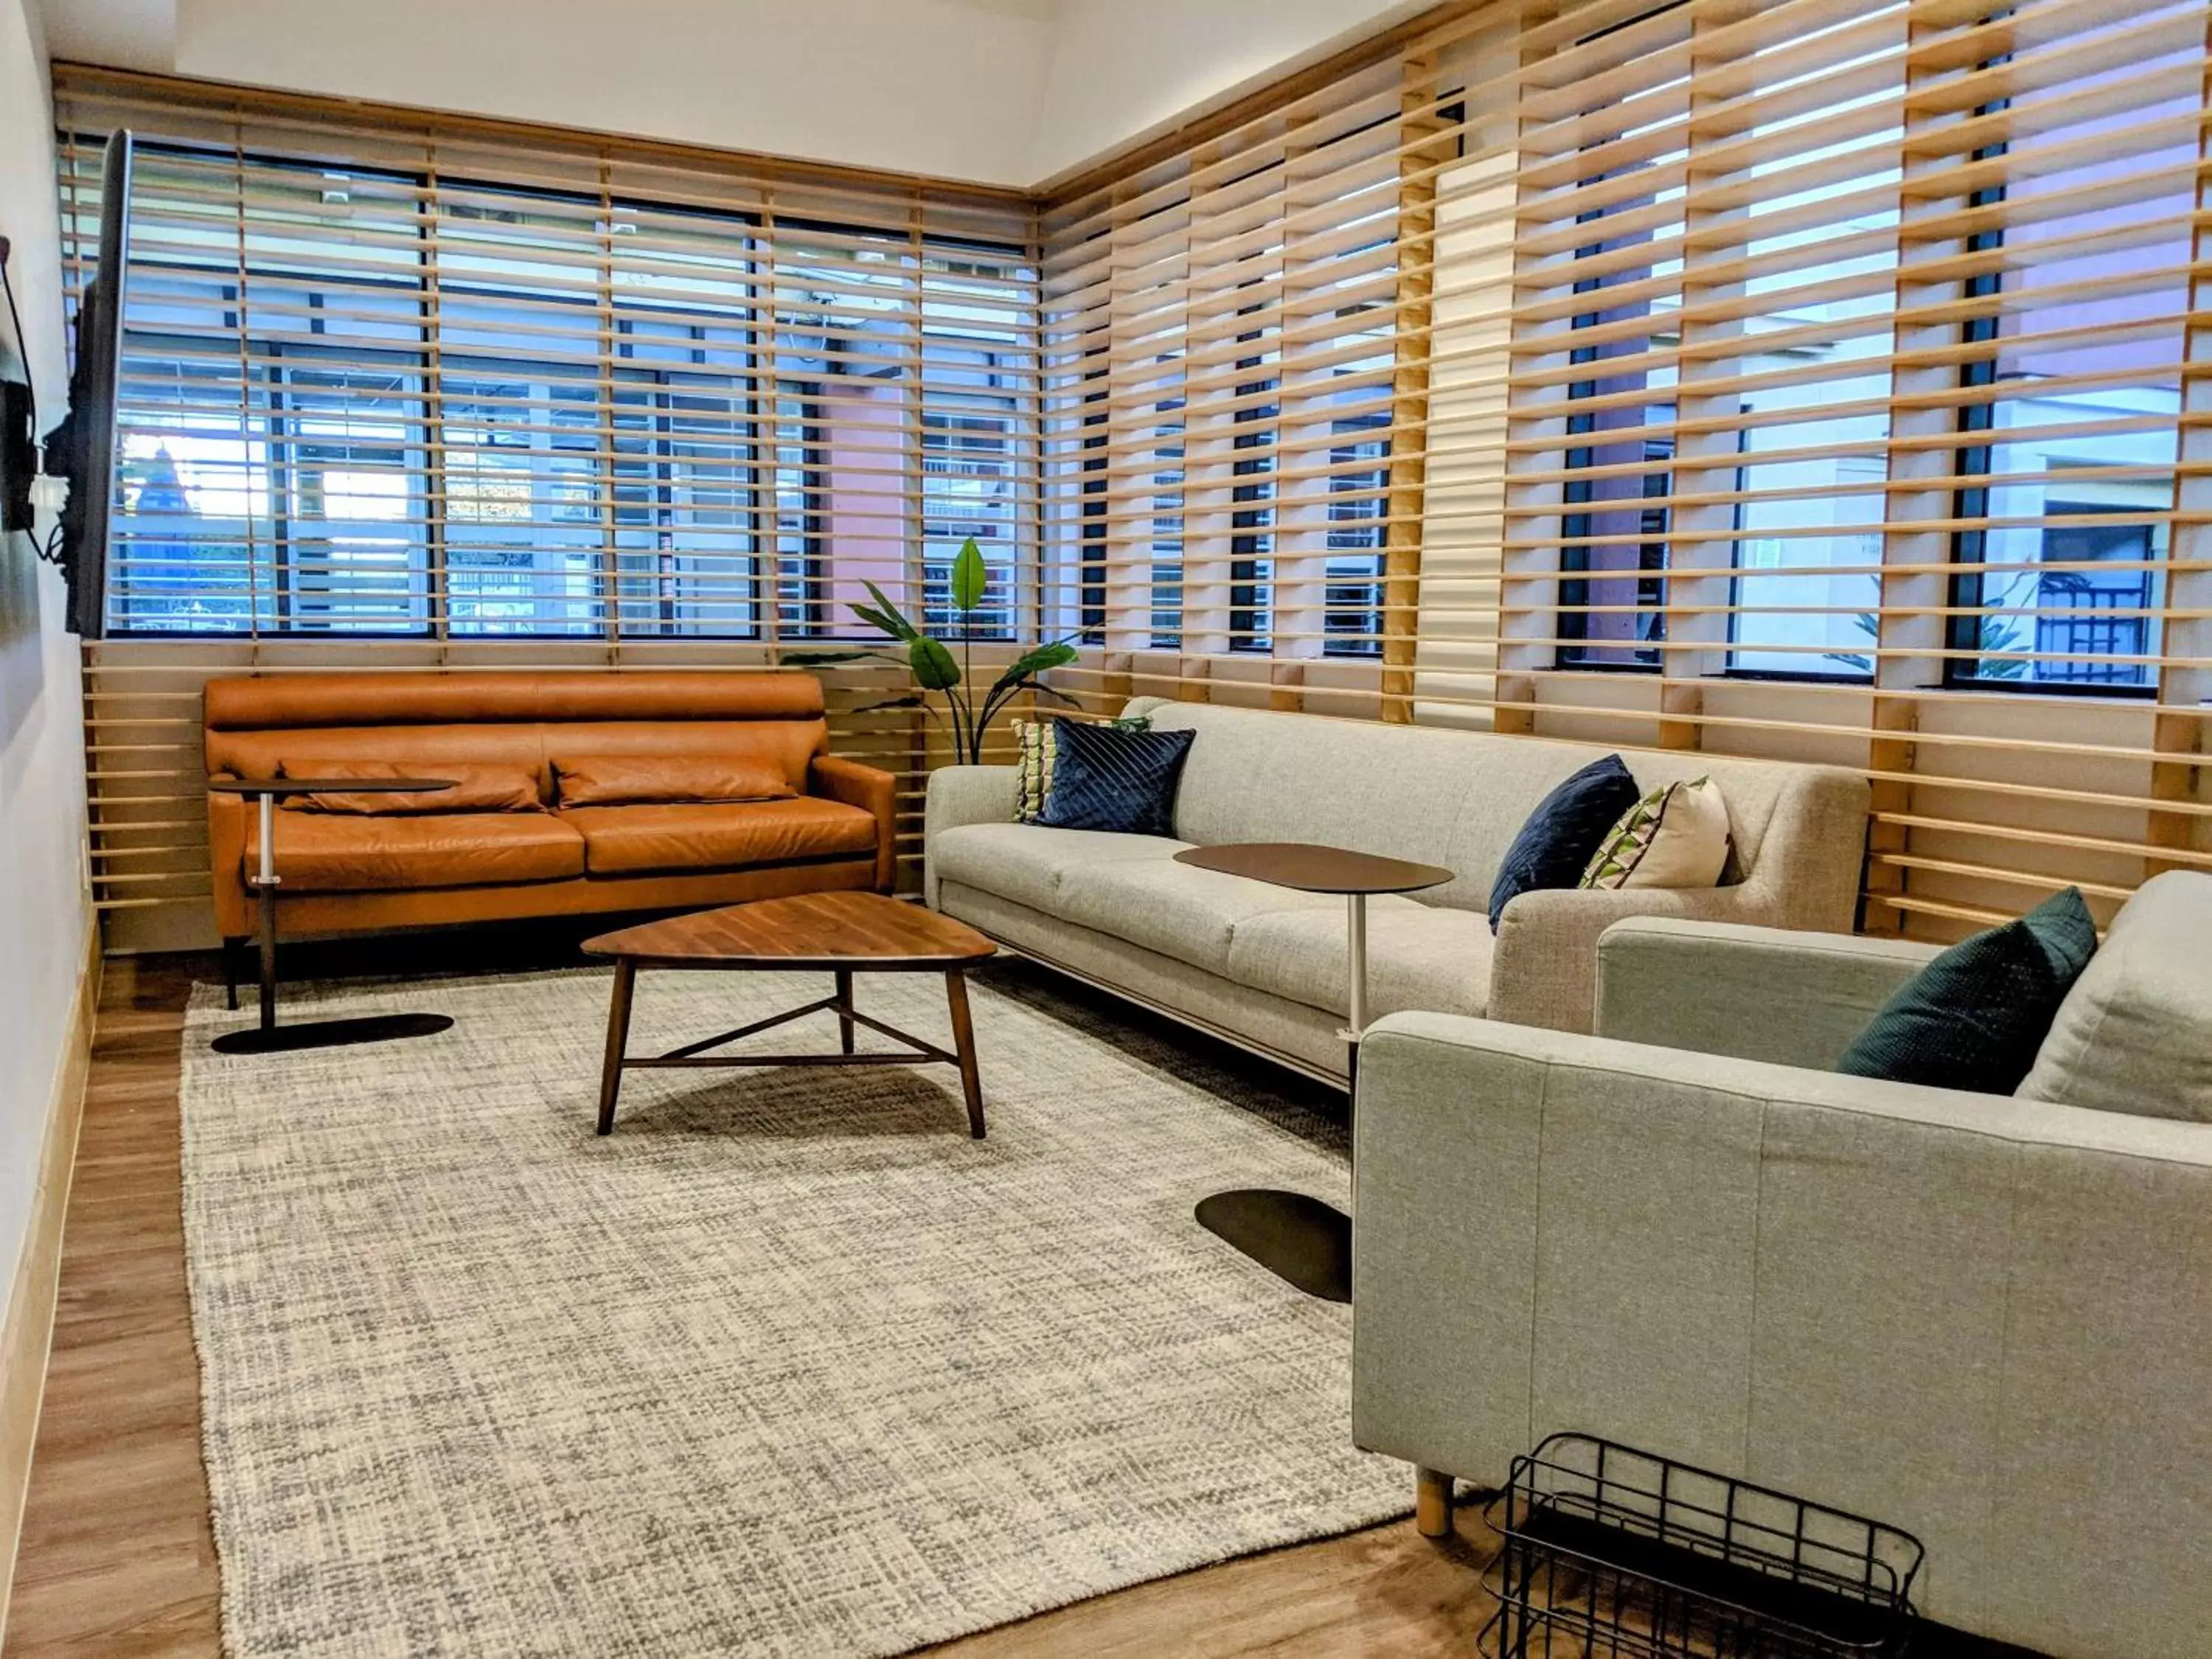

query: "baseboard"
xmin=0 ymin=922 xmax=101 ymax=1638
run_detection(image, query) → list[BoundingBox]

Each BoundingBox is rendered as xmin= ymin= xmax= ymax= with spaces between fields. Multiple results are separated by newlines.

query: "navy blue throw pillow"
xmin=1037 ymin=720 xmax=1196 ymax=837
xmin=1837 ymin=886 xmax=2098 ymax=1094
xmin=1488 ymin=754 xmax=1642 ymax=933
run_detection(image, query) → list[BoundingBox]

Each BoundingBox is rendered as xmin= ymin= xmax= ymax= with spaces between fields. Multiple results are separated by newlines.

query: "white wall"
xmin=163 ymin=0 xmax=1054 ymax=187
xmin=1026 ymin=0 xmax=1431 ymax=184
xmin=0 ymin=0 xmax=91 ymax=1331
xmin=42 ymin=0 xmax=1433 ymax=189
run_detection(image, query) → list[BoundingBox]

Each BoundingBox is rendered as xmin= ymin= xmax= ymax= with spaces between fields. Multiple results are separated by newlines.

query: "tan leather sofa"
xmin=204 ymin=670 xmax=896 ymax=947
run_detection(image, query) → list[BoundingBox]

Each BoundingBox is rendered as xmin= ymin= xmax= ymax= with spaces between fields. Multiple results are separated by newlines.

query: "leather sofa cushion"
xmin=563 ymin=799 xmax=877 ymax=875
xmin=554 ymin=754 xmax=796 ymax=807
xmin=248 ymin=812 xmax=585 ymax=891
xmin=276 ymin=759 xmax=546 ymax=815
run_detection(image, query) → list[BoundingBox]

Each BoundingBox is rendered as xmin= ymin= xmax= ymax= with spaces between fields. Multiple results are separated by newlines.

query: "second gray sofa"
xmin=1352 ymin=872 xmax=2212 ymax=1658
xmin=923 ymin=699 xmax=1870 ymax=1081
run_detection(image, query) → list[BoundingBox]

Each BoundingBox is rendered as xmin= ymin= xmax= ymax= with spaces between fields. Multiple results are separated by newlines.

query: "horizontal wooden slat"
xmin=63 ymin=5 xmax=2212 ymax=954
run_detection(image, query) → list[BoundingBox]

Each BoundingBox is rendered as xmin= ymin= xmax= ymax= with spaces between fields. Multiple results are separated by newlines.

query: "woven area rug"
xmin=180 ymin=959 xmax=1408 ymax=1657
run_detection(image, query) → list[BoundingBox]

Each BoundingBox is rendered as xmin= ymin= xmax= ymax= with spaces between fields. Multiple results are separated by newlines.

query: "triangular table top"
xmin=585 ymin=890 xmax=997 ymax=970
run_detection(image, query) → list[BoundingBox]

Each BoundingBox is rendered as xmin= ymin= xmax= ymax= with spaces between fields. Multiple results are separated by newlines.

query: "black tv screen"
xmin=43 ymin=129 xmax=133 ymax=639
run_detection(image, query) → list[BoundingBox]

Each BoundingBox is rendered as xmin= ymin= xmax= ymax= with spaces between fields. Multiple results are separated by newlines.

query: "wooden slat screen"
xmin=57 ymin=9 xmax=2212 ymax=948
xmin=52 ymin=68 xmax=1038 ymax=945
xmin=1036 ymin=0 xmax=2212 ymax=939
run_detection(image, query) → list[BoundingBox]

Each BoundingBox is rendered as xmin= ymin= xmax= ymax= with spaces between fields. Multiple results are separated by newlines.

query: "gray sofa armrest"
xmin=1487 ymin=881 xmax=1784 ymax=1034
xmin=1595 ymin=918 xmax=1938 ymax=1069
xmin=1350 ymin=1010 xmax=2212 ymax=1658
xmin=922 ymin=764 xmax=1018 ymax=908
xmin=1486 ymin=764 xmax=1869 ymax=1034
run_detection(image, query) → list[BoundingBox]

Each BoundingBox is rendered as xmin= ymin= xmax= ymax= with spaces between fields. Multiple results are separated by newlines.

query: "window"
xmin=1552 ymin=12 xmax=1686 ymax=669
xmin=1530 ymin=2 xmax=2201 ymax=695
xmin=1043 ymin=67 xmax=1433 ymax=661
xmin=63 ymin=135 xmax=1036 ymax=639
xmin=1554 ymin=5 xmax=1903 ymax=679
xmin=919 ymin=241 xmax=1037 ymax=639
xmin=1942 ymin=19 xmax=2194 ymax=690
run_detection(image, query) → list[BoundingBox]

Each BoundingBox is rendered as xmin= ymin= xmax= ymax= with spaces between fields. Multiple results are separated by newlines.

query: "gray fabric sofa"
xmin=1353 ymin=872 xmax=2212 ymax=1659
xmin=924 ymin=698 xmax=1870 ymax=1081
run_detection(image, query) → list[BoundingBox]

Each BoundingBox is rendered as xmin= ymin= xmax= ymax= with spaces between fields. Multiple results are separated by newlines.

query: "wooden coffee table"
xmin=582 ymin=891 xmax=998 ymax=1138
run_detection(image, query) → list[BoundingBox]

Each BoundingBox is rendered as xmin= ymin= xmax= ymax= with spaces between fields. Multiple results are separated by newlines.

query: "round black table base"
xmin=1196 ymin=1188 xmax=1352 ymax=1304
xmin=212 ymin=1012 xmax=453 ymax=1055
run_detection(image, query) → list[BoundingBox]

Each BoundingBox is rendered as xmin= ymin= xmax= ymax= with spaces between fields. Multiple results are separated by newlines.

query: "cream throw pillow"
xmin=1581 ymin=776 xmax=1731 ymax=890
xmin=2016 ymin=871 xmax=2212 ymax=1121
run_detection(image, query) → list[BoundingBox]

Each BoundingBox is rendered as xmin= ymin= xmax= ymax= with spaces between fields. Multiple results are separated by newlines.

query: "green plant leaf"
xmin=848 ymin=694 xmax=928 ymax=715
xmin=909 ymin=634 xmax=961 ymax=692
xmin=950 ymin=536 xmax=989 ymax=613
xmin=986 ymin=639 xmax=1079 ymax=698
xmin=855 ymin=580 xmax=920 ymax=642
xmin=846 ymin=606 xmax=904 ymax=640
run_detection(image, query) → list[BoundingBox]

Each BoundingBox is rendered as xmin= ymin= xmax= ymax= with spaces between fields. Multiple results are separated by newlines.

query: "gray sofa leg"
xmin=1414 ymin=1466 xmax=1453 ymax=1538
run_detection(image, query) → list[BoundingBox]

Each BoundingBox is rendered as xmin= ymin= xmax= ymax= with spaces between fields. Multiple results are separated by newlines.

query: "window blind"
xmin=1036 ymin=0 xmax=2212 ymax=937
xmin=53 ymin=69 xmax=1037 ymax=942
xmin=59 ymin=7 xmax=2212 ymax=946
xmin=52 ymin=72 xmax=1040 ymax=643
xmin=1039 ymin=55 xmax=1434 ymax=661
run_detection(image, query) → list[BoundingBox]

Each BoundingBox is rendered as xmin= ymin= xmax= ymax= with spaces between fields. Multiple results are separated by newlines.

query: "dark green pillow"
xmin=1837 ymin=887 xmax=2098 ymax=1093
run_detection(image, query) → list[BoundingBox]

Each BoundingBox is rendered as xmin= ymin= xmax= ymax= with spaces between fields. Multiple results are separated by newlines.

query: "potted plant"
xmin=786 ymin=537 xmax=1082 ymax=765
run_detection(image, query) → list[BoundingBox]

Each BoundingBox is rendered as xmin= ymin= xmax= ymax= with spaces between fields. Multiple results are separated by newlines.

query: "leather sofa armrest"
xmin=206 ymin=773 xmax=252 ymax=938
xmin=810 ymin=754 xmax=897 ymax=892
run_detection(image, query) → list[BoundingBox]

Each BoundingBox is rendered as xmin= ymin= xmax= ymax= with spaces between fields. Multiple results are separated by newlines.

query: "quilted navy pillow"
xmin=1036 ymin=719 xmax=1196 ymax=837
xmin=1488 ymin=754 xmax=1642 ymax=933
xmin=1838 ymin=886 xmax=2098 ymax=1094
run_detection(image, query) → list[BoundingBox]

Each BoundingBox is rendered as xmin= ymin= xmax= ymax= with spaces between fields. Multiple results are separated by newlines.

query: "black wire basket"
xmin=1479 ymin=1433 xmax=1924 ymax=1658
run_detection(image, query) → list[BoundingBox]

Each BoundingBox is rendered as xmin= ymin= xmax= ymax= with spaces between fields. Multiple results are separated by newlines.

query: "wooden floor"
xmin=6 ymin=951 xmax=1498 ymax=1657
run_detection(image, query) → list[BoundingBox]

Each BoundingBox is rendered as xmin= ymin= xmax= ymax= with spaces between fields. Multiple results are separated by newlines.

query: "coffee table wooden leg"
xmin=597 ymin=959 xmax=637 ymax=1136
xmin=834 ymin=968 xmax=855 ymax=1055
xmin=945 ymin=969 xmax=985 ymax=1139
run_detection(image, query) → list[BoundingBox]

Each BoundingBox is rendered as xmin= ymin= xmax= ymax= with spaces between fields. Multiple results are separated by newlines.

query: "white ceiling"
xmin=38 ymin=0 xmax=173 ymax=72
xmin=32 ymin=0 xmax=1429 ymax=188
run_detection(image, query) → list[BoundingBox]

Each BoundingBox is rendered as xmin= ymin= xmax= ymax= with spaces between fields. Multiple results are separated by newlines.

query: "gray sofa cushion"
xmin=935 ymin=816 xmax=1473 ymax=1007
xmin=1228 ymin=900 xmax=1492 ymax=1021
xmin=1054 ymin=851 xmax=1343 ymax=976
xmin=928 ymin=821 xmax=1190 ymax=917
xmin=2018 ymin=871 xmax=2212 ymax=1122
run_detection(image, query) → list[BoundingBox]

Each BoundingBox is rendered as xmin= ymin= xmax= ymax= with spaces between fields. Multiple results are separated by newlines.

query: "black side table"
xmin=207 ymin=776 xmax=460 ymax=1055
xmin=1174 ymin=842 xmax=1452 ymax=1304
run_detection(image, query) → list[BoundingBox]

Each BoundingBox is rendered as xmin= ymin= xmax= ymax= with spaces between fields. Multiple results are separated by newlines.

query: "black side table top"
xmin=1175 ymin=841 xmax=1451 ymax=895
xmin=209 ymin=776 xmax=458 ymax=796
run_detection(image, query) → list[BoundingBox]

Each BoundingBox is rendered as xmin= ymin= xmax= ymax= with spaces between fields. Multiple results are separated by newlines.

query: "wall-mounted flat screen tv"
xmin=41 ymin=128 xmax=133 ymax=639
